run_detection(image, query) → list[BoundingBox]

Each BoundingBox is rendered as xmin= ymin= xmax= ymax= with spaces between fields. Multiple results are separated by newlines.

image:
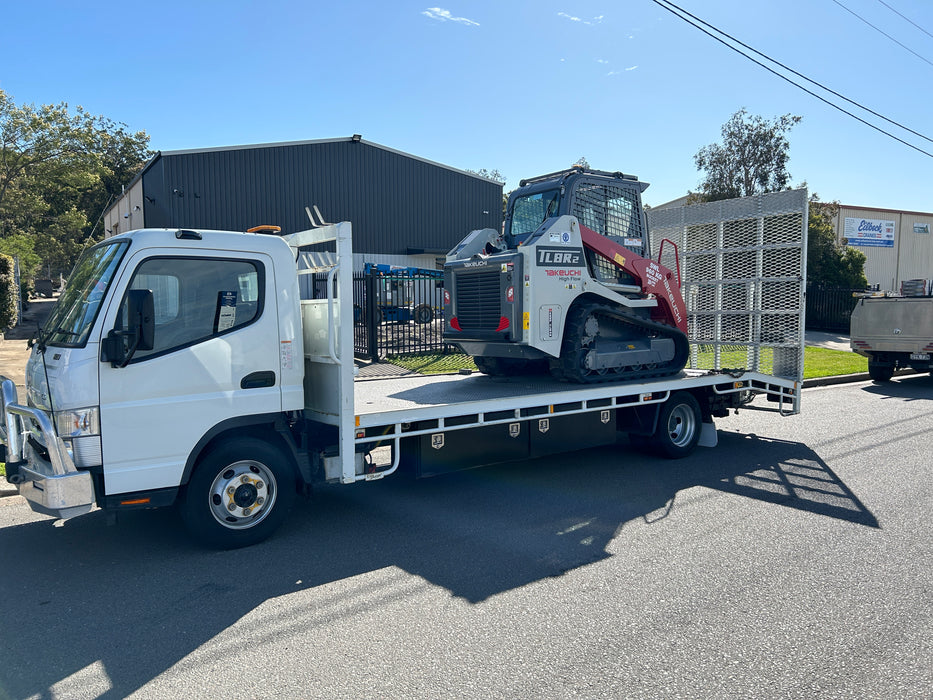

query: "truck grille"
xmin=454 ymin=270 xmax=502 ymax=330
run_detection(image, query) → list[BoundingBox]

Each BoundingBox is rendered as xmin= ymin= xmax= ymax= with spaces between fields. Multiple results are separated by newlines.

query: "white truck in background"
xmin=850 ymin=283 xmax=933 ymax=381
xmin=0 ymin=189 xmax=809 ymax=549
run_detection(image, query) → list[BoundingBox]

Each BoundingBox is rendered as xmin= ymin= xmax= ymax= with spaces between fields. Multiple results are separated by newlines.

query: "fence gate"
xmin=647 ymin=189 xmax=809 ymax=381
xmin=352 ymin=267 xmax=448 ymax=360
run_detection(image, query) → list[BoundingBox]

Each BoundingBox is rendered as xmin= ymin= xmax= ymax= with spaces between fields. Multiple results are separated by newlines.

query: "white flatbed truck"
xmin=0 ymin=190 xmax=808 ymax=548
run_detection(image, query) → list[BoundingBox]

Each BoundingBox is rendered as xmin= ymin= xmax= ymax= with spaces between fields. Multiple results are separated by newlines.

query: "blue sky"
xmin=2 ymin=0 xmax=931 ymax=211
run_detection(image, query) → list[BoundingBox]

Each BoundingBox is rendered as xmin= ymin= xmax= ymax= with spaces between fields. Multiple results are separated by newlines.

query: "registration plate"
xmin=909 ymin=353 xmax=930 ymax=361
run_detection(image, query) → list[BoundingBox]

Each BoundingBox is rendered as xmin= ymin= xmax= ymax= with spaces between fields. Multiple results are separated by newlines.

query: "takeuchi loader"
xmin=443 ymin=166 xmax=689 ymax=383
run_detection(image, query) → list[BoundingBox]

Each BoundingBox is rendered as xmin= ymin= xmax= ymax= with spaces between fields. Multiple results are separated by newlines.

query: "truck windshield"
xmin=509 ymin=189 xmax=561 ymax=243
xmin=41 ymin=241 xmax=129 ymax=348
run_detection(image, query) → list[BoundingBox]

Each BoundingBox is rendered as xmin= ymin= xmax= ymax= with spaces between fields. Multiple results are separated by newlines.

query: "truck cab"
xmin=4 ymin=228 xmax=306 ymax=546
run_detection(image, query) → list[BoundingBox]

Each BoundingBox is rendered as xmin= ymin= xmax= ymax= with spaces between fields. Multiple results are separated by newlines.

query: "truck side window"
xmin=120 ymin=257 xmax=264 ymax=360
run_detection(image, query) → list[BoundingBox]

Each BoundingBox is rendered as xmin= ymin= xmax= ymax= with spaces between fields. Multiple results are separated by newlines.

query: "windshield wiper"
xmin=50 ymin=327 xmax=81 ymax=338
xmin=36 ymin=325 xmax=82 ymax=352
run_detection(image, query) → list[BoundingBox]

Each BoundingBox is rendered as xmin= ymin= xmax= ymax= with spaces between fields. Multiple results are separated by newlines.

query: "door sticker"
xmin=215 ymin=291 xmax=238 ymax=332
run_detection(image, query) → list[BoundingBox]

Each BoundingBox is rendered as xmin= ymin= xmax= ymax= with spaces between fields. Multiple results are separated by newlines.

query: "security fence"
xmin=304 ymin=268 xmax=450 ymax=361
xmin=805 ymin=285 xmax=864 ymax=332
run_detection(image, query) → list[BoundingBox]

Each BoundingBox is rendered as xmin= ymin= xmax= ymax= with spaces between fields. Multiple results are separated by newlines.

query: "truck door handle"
xmin=240 ymin=371 xmax=276 ymax=389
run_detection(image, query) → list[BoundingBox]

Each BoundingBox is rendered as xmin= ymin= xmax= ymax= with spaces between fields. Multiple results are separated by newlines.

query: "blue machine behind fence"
xmin=358 ymin=263 xmax=445 ymax=325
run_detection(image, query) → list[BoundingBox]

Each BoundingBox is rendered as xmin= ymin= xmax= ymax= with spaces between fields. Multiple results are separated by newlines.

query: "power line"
xmin=875 ymin=0 xmax=933 ymax=41
xmin=650 ymin=0 xmax=933 ymax=159
xmin=653 ymin=0 xmax=932 ymax=146
xmin=831 ymin=0 xmax=933 ymax=67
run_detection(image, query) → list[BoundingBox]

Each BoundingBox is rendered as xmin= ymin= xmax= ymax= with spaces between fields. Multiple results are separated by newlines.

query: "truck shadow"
xmin=860 ymin=372 xmax=933 ymax=400
xmin=0 ymin=432 xmax=877 ymax=699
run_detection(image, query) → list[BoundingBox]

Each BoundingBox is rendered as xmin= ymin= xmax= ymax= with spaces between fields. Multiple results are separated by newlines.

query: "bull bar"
xmin=0 ymin=377 xmax=94 ymax=519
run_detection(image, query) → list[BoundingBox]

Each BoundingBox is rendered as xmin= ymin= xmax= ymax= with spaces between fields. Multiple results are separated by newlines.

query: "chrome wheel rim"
xmin=208 ymin=460 xmax=277 ymax=530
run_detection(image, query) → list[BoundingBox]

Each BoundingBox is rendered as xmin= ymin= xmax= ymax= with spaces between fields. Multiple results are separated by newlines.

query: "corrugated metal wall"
xmin=138 ymin=140 xmax=502 ymax=256
xmin=836 ymin=206 xmax=933 ymax=291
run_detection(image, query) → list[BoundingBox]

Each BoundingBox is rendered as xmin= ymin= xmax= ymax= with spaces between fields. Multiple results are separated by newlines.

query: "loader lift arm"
xmin=578 ymin=223 xmax=688 ymax=335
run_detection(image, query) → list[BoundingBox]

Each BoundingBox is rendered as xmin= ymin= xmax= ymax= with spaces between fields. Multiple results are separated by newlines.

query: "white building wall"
xmin=103 ymin=179 xmax=145 ymax=238
xmin=835 ymin=205 xmax=933 ymax=292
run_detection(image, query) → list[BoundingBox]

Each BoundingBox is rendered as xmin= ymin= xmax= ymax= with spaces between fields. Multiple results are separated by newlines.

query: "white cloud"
xmin=596 ymin=58 xmax=609 ymax=65
xmin=423 ymin=7 xmax=480 ymax=26
xmin=626 ymin=65 xmax=638 ymax=71
xmin=557 ymin=12 xmax=604 ymax=25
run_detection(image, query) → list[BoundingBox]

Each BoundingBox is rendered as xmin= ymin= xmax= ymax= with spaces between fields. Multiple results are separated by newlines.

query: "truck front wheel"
xmin=652 ymin=391 xmax=702 ymax=459
xmin=868 ymin=360 xmax=894 ymax=382
xmin=180 ymin=438 xmax=297 ymax=549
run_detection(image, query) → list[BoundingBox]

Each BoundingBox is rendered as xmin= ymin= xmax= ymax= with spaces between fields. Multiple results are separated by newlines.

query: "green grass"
xmin=802 ymin=346 xmax=867 ymax=379
xmin=386 ymin=346 xmax=869 ymax=379
xmin=386 ymin=353 xmax=477 ymax=374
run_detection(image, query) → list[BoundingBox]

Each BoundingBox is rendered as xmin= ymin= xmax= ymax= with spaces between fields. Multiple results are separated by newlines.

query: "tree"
xmin=0 ymin=90 xmax=151 ymax=281
xmin=694 ymin=109 xmax=802 ymax=202
xmin=807 ymin=198 xmax=867 ymax=288
xmin=468 ymin=168 xmax=504 ymax=182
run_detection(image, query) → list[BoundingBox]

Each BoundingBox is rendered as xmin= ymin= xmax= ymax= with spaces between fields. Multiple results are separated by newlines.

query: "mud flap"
xmin=698 ymin=421 xmax=718 ymax=448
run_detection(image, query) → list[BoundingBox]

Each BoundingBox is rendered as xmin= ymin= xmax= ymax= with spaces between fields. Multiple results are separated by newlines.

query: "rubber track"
xmin=555 ymin=300 xmax=690 ymax=384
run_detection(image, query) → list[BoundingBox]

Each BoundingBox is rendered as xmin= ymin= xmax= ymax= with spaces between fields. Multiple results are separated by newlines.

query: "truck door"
xmin=97 ymin=250 xmax=282 ymax=497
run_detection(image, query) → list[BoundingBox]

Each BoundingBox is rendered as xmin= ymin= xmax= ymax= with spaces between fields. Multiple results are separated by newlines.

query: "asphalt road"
xmin=0 ymin=375 xmax=930 ymax=699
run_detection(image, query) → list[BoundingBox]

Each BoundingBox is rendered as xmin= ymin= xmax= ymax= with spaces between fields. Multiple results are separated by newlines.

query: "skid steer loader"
xmin=443 ymin=166 xmax=689 ymax=383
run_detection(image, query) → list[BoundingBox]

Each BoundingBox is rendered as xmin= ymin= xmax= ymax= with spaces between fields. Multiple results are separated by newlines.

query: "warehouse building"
xmin=835 ymin=204 xmax=933 ymax=292
xmin=104 ymin=136 xmax=503 ymax=270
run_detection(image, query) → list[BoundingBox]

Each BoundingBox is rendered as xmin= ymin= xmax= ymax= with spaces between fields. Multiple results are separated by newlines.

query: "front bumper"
xmin=1 ymin=377 xmax=94 ymax=519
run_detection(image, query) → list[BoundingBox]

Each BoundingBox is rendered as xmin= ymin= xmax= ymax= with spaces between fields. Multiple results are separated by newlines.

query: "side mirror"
xmin=102 ymin=289 xmax=155 ymax=367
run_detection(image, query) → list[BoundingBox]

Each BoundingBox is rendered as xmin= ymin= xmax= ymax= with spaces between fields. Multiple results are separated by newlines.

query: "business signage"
xmin=914 ymin=222 xmax=930 ymax=234
xmin=844 ymin=217 xmax=895 ymax=247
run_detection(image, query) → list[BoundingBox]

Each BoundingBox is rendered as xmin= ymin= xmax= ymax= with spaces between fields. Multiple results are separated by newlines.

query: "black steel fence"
xmin=351 ymin=269 xmax=456 ymax=360
xmin=311 ymin=272 xmax=858 ymax=356
xmin=806 ymin=284 xmax=864 ymax=332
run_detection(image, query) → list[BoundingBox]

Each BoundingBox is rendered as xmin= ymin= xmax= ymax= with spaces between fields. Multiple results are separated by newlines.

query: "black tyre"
xmin=653 ymin=391 xmax=702 ymax=459
xmin=180 ymin=437 xmax=297 ymax=549
xmin=868 ymin=360 xmax=894 ymax=382
xmin=413 ymin=304 xmax=434 ymax=325
xmin=474 ymin=356 xmax=508 ymax=376
xmin=474 ymin=356 xmax=547 ymax=376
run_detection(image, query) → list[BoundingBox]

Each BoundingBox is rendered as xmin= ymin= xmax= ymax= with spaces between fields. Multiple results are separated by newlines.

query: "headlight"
xmin=54 ymin=406 xmax=101 ymax=438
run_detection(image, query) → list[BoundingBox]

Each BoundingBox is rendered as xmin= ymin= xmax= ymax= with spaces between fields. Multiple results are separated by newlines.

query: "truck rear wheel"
xmin=652 ymin=391 xmax=702 ymax=459
xmin=180 ymin=437 xmax=296 ymax=549
xmin=868 ymin=360 xmax=894 ymax=382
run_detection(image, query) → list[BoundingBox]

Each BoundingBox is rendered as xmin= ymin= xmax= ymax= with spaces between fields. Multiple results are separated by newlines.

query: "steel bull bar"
xmin=0 ymin=377 xmax=94 ymax=519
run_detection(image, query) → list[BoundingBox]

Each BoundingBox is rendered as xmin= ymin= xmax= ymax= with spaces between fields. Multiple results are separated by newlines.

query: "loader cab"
xmin=504 ymin=167 xmax=651 ymax=255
